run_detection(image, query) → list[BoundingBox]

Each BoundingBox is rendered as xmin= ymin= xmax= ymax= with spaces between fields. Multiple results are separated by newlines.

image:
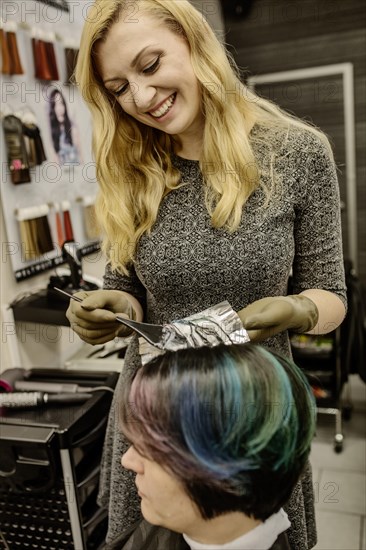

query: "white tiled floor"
xmin=311 ymin=375 xmax=366 ymax=550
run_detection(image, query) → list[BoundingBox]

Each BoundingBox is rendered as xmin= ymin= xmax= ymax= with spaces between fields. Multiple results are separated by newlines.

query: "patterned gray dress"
xmin=98 ymin=123 xmax=347 ymax=549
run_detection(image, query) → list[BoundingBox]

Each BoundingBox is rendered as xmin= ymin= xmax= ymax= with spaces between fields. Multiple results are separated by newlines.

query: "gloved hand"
xmin=238 ymin=295 xmax=319 ymax=342
xmin=66 ymin=289 xmax=142 ymax=345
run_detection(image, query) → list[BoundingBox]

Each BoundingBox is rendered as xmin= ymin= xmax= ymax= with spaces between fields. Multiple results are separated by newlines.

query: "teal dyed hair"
xmin=120 ymin=343 xmax=316 ymax=520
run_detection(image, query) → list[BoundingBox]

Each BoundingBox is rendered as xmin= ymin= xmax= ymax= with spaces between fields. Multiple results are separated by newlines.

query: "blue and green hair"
xmin=120 ymin=343 xmax=316 ymax=521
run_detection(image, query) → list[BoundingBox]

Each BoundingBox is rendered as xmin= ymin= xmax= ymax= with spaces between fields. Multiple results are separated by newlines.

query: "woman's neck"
xmin=172 ymin=130 xmax=203 ymax=161
xmin=172 ymin=115 xmax=257 ymax=161
xmin=184 ymin=511 xmax=262 ymax=546
xmin=173 ymin=142 xmax=202 ymax=161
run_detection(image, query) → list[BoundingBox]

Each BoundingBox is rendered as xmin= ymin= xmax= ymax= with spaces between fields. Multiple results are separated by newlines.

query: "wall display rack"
xmin=1 ymin=12 xmax=100 ymax=283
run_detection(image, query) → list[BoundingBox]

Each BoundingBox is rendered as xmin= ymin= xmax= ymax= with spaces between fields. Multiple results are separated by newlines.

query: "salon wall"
xmin=222 ymin=0 xmax=366 ymax=285
xmin=0 ymin=0 xmax=224 ymax=371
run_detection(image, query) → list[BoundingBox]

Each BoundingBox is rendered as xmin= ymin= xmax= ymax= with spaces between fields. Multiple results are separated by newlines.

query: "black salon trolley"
xmin=290 ymin=328 xmax=350 ymax=453
xmin=0 ymin=368 xmax=118 ymax=549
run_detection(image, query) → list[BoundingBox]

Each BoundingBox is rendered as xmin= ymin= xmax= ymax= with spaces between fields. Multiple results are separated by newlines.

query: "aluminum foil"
xmin=139 ymin=300 xmax=250 ymax=365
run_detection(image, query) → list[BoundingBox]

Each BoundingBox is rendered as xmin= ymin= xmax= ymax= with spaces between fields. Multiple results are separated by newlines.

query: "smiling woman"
xmin=68 ymin=0 xmax=347 ymax=546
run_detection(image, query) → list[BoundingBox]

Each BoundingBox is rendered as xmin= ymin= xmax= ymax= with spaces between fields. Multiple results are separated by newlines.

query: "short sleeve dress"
xmin=98 ymin=123 xmax=347 ymax=549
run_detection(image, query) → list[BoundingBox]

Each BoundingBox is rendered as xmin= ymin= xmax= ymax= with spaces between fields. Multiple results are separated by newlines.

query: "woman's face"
xmin=95 ymin=13 xmax=204 ymax=148
xmin=121 ymin=445 xmax=200 ymax=533
xmin=53 ymin=92 xmax=66 ymax=122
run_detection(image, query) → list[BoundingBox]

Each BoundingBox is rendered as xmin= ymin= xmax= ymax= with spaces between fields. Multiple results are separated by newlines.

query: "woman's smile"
xmin=147 ymin=92 xmax=177 ymax=120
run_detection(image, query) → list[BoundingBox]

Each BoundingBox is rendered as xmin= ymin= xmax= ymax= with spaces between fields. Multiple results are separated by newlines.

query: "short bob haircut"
xmin=120 ymin=343 xmax=316 ymax=522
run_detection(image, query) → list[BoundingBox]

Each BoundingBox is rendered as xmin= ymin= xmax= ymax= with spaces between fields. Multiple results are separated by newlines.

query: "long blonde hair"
xmin=75 ymin=0 xmax=331 ymax=274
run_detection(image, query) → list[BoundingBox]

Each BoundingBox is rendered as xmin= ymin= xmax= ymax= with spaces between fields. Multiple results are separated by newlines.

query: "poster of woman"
xmin=47 ymin=87 xmax=82 ymax=165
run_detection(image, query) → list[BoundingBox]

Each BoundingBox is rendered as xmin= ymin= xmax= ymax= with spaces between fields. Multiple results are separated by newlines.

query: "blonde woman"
xmin=67 ymin=0 xmax=346 ymax=547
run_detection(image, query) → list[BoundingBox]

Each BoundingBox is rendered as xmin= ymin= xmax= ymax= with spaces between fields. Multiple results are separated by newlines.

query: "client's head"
xmin=120 ymin=343 xmax=315 ymax=537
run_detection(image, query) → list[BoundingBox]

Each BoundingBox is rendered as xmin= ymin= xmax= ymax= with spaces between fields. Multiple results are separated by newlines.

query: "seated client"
xmin=108 ymin=343 xmax=316 ymax=549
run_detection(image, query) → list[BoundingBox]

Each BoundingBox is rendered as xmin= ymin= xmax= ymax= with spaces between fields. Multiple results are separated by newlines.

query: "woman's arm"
xmin=71 ymin=124 xmax=83 ymax=163
xmin=239 ymin=131 xmax=347 ymax=342
xmin=291 ymin=132 xmax=347 ymax=313
xmin=300 ymin=289 xmax=346 ymax=334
